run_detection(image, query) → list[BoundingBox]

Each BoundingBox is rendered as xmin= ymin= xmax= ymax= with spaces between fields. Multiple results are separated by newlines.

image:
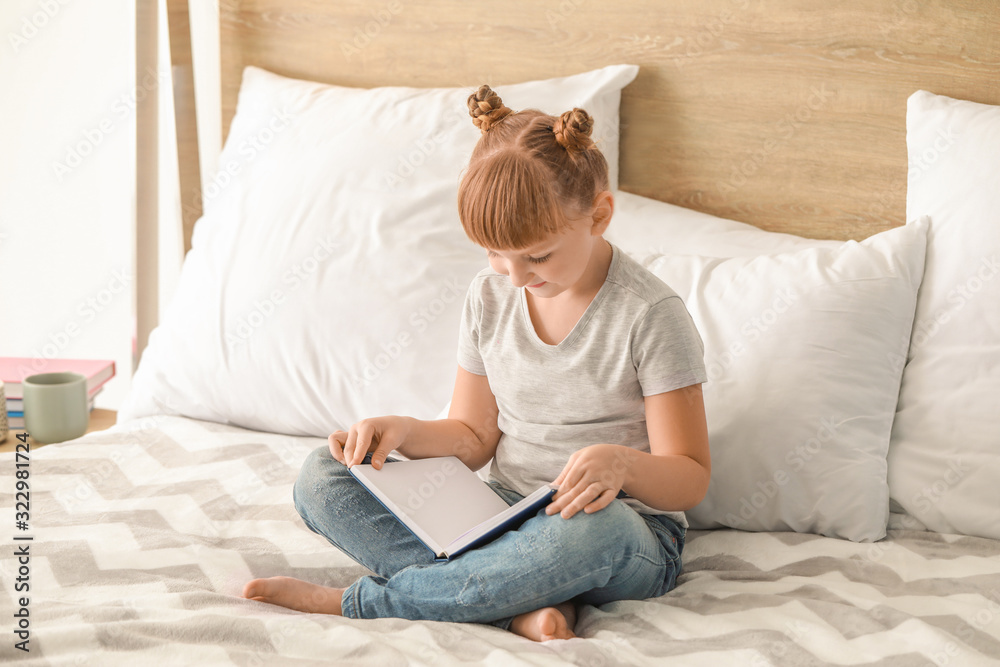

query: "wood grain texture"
xmin=215 ymin=0 xmax=1000 ymax=241
xmin=167 ymin=0 xmax=203 ymax=256
xmin=135 ymin=0 xmax=158 ymax=362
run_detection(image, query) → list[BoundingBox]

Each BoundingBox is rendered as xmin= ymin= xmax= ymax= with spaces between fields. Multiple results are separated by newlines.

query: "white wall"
xmin=0 ymin=0 xmax=135 ymax=409
xmin=0 ymin=0 xmax=221 ymax=412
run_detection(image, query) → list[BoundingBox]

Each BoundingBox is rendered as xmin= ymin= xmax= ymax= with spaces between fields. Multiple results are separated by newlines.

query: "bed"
xmin=4 ymin=1 xmax=1000 ymax=665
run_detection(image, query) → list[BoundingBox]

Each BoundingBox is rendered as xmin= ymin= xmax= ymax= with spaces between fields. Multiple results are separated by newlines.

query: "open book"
xmin=348 ymin=456 xmax=556 ymax=561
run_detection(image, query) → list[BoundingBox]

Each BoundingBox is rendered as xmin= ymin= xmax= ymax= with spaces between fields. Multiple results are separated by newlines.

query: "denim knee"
xmin=293 ymin=444 xmax=347 ymax=524
xmin=541 ymin=500 xmax=642 ymax=560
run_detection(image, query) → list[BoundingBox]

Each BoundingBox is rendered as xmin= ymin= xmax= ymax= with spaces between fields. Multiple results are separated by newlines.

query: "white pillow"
xmin=609 ymin=191 xmax=842 ymax=258
xmin=888 ymin=91 xmax=1000 ymax=540
xmin=451 ymin=195 xmax=848 ymax=485
xmin=118 ymin=64 xmax=639 ymax=436
xmin=645 ymin=220 xmax=929 ymax=542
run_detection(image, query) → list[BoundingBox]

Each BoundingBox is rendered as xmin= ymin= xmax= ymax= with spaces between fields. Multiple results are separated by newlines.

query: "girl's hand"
xmin=546 ymin=444 xmax=637 ymax=519
xmin=329 ymin=416 xmax=412 ymax=469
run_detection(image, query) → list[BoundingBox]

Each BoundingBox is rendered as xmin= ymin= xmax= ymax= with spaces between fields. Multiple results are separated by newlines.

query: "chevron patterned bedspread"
xmin=2 ymin=415 xmax=999 ymax=666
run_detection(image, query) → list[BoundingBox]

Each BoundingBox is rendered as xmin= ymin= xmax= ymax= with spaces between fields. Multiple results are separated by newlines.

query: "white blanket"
xmin=2 ymin=415 xmax=999 ymax=665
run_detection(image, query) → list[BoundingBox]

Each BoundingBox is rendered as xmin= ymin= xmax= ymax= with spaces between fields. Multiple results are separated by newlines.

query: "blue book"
xmin=348 ymin=455 xmax=556 ymax=561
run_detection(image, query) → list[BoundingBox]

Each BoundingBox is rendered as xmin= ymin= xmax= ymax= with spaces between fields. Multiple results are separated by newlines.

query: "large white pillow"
xmin=888 ymin=91 xmax=1000 ymax=540
xmin=443 ymin=192 xmax=840 ymax=483
xmin=609 ymin=191 xmax=842 ymax=258
xmin=118 ymin=64 xmax=639 ymax=436
xmin=645 ymin=220 xmax=929 ymax=542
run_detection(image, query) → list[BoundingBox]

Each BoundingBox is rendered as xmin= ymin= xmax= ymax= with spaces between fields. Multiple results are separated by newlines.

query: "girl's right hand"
xmin=329 ymin=416 xmax=412 ymax=470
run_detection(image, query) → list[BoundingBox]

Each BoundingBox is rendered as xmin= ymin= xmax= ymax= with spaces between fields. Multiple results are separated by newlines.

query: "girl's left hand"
xmin=546 ymin=444 xmax=636 ymax=519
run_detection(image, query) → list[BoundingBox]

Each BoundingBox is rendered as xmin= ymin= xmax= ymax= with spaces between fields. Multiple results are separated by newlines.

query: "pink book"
xmin=0 ymin=357 xmax=116 ymax=399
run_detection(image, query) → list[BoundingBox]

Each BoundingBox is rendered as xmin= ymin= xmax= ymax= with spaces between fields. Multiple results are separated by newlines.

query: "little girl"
xmin=244 ymin=85 xmax=711 ymax=642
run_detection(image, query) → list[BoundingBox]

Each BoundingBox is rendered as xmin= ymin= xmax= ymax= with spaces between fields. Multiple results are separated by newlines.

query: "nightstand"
xmin=1 ymin=408 xmax=117 ymax=453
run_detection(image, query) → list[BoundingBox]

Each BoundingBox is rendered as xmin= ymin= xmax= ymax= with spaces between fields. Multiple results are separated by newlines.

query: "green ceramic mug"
xmin=23 ymin=372 xmax=89 ymax=444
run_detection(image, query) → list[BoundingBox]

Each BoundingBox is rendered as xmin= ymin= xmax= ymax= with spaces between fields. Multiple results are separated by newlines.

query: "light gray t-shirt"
xmin=457 ymin=242 xmax=707 ymax=526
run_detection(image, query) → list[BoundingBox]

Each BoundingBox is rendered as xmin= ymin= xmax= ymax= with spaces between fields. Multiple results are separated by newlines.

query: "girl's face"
xmin=485 ymin=213 xmax=603 ymax=299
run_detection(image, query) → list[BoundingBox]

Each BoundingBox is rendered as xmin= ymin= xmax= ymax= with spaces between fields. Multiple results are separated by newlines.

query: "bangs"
xmin=457 ymin=149 xmax=568 ymax=250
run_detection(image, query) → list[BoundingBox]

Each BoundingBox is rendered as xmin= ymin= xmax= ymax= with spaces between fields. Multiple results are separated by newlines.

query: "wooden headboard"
xmin=210 ymin=0 xmax=1000 ymax=242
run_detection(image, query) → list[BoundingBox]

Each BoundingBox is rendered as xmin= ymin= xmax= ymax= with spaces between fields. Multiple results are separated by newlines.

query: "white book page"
xmin=351 ymin=457 xmax=510 ymax=552
xmin=446 ymin=485 xmax=555 ymax=555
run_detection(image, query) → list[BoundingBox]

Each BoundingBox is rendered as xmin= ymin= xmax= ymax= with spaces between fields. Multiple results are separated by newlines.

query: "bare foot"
xmin=509 ymin=602 xmax=577 ymax=641
xmin=242 ymin=576 xmax=345 ymax=615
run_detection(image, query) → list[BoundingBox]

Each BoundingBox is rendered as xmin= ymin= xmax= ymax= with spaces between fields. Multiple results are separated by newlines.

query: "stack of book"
xmin=1 ymin=357 xmax=116 ymax=429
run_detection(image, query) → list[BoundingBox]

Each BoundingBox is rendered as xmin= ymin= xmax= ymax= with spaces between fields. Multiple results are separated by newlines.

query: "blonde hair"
xmin=457 ymin=84 xmax=610 ymax=250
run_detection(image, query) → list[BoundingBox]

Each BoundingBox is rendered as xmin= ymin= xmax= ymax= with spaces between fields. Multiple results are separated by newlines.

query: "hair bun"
xmin=553 ymin=108 xmax=595 ymax=152
xmin=468 ymin=85 xmax=513 ymax=133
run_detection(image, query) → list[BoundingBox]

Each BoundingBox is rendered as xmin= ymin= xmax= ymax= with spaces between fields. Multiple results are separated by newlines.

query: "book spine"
xmin=446 ymin=487 xmax=555 ymax=560
xmin=7 ymin=395 xmax=99 ymax=426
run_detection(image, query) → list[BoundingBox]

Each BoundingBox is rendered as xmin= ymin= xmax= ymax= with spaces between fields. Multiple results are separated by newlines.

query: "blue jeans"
xmin=293 ymin=445 xmax=685 ymax=630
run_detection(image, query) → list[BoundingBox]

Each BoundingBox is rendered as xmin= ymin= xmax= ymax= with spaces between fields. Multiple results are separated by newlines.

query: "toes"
xmin=242 ymin=578 xmax=266 ymax=600
xmin=539 ymin=608 xmax=577 ymax=641
xmin=537 ymin=610 xmax=558 ymax=638
xmin=307 ymin=585 xmax=338 ymax=609
xmin=243 ymin=576 xmax=284 ymax=602
xmin=547 ymin=606 xmax=577 ymax=641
